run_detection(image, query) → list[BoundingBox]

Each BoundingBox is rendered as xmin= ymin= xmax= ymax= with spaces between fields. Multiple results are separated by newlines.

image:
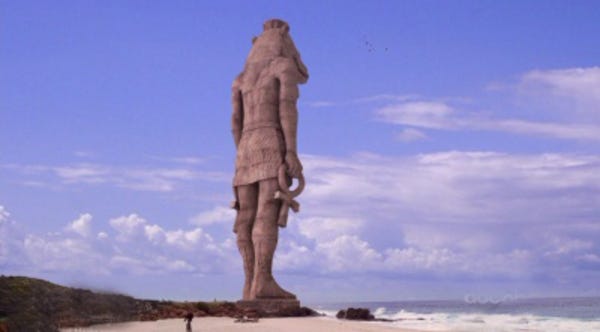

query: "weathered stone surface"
xmin=230 ymin=18 xmax=309 ymax=302
xmin=336 ymin=307 xmax=375 ymax=320
xmin=236 ymin=299 xmax=317 ymax=317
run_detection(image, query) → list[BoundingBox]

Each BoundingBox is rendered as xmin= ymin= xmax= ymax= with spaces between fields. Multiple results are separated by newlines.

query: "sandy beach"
xmin=61 ymin=317 xmax=426 ymax=332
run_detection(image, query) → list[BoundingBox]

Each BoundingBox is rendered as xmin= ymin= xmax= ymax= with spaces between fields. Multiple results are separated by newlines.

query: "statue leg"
xmin=250 ymin=178 xmax=295 ymax=299
xmin=234 ymin=183 xmax=258 ymax=300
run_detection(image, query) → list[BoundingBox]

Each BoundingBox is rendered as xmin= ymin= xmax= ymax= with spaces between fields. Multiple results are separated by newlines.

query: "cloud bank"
xmin=2 ymin=150 xmax=598 ymax=288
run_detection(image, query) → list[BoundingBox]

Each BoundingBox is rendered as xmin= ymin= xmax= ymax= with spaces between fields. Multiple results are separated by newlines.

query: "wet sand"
xmin=61 ymin=316 xmax=427 ymax=332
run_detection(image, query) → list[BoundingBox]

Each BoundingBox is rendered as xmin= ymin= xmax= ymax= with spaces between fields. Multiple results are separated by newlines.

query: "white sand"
xmin=61 ymin=316 xmax=427 ymax=332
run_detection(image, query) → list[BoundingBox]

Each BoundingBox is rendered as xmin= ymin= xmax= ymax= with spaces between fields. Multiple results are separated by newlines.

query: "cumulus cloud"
xmin=190 ymin=206 xmax=236 ymax=226
xmin=143 ymin=224 xmax=165 ymax=243
xmin=164 ymin=228 xmax=214 ymax=250
xmin=2 ymin=210 xmax=239 ymax=276
xmin=315 ymin=235 xmax=383 ymax=272
xmin=66 ymin=213 xmax=93 ymax=237
xmin=110 ymin=214 xmax=147 ymax=241
xmin=23 ymin=234 xmax=108 ymax=274
xmin=297 ymin=216 xmax=363 ymax=242
xmin=3 ymin=149 xmax=600 ymax=284
xmin=108 ymin=213 xmax=218 ymax=251
xmin=278 ymin=151 xmax=600 ymax=280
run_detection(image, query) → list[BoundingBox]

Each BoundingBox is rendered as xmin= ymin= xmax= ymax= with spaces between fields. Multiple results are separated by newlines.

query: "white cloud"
xmin=119 ymin=168 xmax=200 ymax=191
xmin=297 ymin=216 xmax=362 ymax=242
xmin=296 ymin=151 xmax=600 ymax=279
xmin=545 ymin=237 xmax=593 ymax=256
xmin=376 ymin=101 xmax=600 ymax=141
xmin=396 ymin=128 xmax=428 ymax=142
xmin=487 ymin=119 xmax=600 ymax=140
xmin=375 ymin=67 xmax=600 ymax=141
xmin=304 ymin=152 xmax=600 ymax=223
xmin=521 ymin=67 xmax=600 ymax=106
xmin=306 ymin=94 xmax=418 ymax=108
xmin=307 ymin=101 xmax=336 ymax=108
xmin=377 ymin=101 xmax=456 ymax=129
xmin=3 ymin=149 xmax=600 ymax=282
xmin=54 ymin=165 xmax=109 ymax=184
xmin=152 ymin=156 xmax=205 ymax=165
xmin=109 ymin=214 xmax=147 ymax=240
xmin=384 ymin=247 xmax=461 ymax=271
xmin=577 ymin=253 xmax=600 ymax=264
xmin=0 ymin=205 xmax=10 ymax=224
xmin=275 ymin=241 xmax=313 ymax=271
xmin=315 ymin=235 xmax=382 ymax=272
xmin=190 ymin=206 xmax=235 ymax=226
xmin=4 ymin=210 xmax=239 ymax=276
xmin=164 ymin=228 xmax=213 ymax=250
xmin=353 ymin=94 xmax=419 ymax=103
xmin=109 ymin=255 xmax=196 ymax=274
xmin=23 ymin=234 xmax=108 ymax=274
xmin=0 ymin=205 xmax=14 ymax=265
xmin=144 ymin=224 xmax=165 ymax=243
xmin=3 ymin=162 xmax=229 ymax=192
xmin=66 ymin=213 xmax=93 ymax=237
xmin=73 ymin=151 xmax=96 ymax=158
xmin=107 ymin=212 xmax=219 ymax=251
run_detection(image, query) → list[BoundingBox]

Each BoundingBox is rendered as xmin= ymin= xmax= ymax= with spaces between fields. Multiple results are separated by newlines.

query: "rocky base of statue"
xmin=236 ymin=299 xmax=318 ymax=317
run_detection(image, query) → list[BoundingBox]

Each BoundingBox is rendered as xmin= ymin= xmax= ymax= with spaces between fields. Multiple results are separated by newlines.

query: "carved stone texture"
xmin=230 ymin=18 xmax=308 ymax=302
xmin=236 ymin=299 xmax=301 ymax=316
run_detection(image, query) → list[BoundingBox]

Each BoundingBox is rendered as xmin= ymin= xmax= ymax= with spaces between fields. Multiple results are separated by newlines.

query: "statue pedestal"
xmin=236 ymin=298 xmax=300 ymax=316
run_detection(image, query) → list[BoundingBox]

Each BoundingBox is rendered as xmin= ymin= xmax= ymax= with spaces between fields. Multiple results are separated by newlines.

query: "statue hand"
xmin=285 ymin=151 xmax=303 ymax=178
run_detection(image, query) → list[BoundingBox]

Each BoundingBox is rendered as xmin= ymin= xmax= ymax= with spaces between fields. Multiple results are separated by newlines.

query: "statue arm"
xmin=278 ymin=79 xmax=302 ymax=177
xmin=231 ymin=86 xmax=243 ymax=148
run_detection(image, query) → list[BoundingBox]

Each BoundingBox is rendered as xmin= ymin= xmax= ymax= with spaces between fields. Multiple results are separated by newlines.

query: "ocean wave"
xmin=383 ymin=309 xmax=600 ymax=332
xmin=315 ymin=307 xmax=600 ymax=332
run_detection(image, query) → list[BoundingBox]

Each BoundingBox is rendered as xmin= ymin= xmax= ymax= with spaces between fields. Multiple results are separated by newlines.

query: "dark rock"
xmin=276 ymin=306 xmax=319 ymax=317
xmin=336 ymin=307 xmax=374 ymax=320
xmin=235 ymin=300 xmax=319 ymax=318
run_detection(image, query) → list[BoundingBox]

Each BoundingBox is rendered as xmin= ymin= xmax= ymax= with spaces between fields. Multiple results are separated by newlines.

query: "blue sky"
xmin=1 ymin=1 xmax=600 ymax=302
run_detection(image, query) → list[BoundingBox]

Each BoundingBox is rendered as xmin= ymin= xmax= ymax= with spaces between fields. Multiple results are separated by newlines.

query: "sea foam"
xmin=315 ymin=306 xmax=600 ymax=332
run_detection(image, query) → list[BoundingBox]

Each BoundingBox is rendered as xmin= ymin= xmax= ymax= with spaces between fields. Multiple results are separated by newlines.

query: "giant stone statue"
xmin=231 ymin=18 xmax=308 ymax=310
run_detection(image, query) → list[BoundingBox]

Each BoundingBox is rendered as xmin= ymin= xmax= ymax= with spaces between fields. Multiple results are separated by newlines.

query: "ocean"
xmin=313 ymin=297 xmax=600 ymax=332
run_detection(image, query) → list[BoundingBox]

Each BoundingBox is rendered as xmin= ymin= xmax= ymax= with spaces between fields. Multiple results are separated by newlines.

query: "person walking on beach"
xmin=184 ymin=312 xmax=193 ymax=331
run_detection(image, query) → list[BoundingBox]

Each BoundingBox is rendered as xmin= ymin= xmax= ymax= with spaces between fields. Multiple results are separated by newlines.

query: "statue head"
xmin=243 ymin=18 xmax=308 ymax=82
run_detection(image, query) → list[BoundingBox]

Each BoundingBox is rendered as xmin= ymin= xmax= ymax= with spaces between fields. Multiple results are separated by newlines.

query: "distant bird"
xmin=360 ymin=34 xmax=388 ymax=53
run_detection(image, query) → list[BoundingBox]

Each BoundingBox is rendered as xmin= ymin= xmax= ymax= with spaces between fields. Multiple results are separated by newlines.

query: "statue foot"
xmin=251 ymin=274 xmax=296 ymax=299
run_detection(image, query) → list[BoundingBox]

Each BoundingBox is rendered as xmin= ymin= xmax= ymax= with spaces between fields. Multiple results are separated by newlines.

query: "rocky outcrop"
xmin=1 ymin=275 xmax=141 ymax=331
xmin=336 ymin=307 xmax=375 ymax=320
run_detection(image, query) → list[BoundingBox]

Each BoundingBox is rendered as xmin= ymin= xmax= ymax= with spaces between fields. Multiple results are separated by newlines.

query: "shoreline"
xmin=61 ymin=316 xmax=427 ymax=332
